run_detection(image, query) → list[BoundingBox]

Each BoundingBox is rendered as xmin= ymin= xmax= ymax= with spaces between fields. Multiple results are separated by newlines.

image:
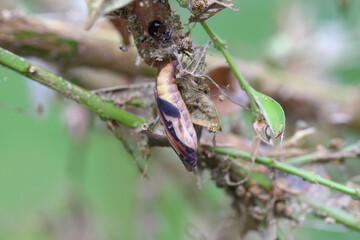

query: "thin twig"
xmin=214 ymin=147 xmax=360 ymax=199
xmin=284 ymin=142 xmax=360 ymax=165
xmin=0 ymin=10 xmax=154 ymax=77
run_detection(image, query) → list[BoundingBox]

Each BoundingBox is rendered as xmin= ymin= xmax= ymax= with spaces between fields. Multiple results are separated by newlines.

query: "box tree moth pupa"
xmin=154 ymin=60 xmax=198 ymax=171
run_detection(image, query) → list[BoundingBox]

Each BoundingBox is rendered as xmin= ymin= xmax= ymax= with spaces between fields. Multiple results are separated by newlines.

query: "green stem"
xmin=200 ymin=21 xmax=257 ymax=110
xmin=215 ymin=147 xmax=360 ymax=199
xmin=200 ymin=21 xmax=286 ymax=137
xmin=0 ymin=47 xmax=146 ymax=128
xmin=298 ymin=195 xmax=360 ymax=231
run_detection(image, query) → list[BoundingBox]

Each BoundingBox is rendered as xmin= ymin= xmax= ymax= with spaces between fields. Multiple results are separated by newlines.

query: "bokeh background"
xmin=1 ymin=0 xmax=360 ymax=239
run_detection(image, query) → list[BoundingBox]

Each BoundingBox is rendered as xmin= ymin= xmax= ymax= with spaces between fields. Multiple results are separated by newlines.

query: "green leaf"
xmin=252 ymin=90 xmax=285 ymax=145
xmin=276 ymin=221 xmax=286 ymax=240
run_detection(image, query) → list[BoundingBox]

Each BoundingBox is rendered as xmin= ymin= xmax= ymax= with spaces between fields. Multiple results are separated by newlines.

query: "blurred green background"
xmin=1 ymin=0 xmax=360 ymax=239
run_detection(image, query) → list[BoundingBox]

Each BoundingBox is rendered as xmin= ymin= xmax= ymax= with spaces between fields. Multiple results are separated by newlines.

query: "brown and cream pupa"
xmin=154 ymin=60 xmax=198 ymax=171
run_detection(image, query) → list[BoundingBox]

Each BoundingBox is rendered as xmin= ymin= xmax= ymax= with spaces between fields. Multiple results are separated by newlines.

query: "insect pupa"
xmin=154 ymin=61 xmax=198 ymax=171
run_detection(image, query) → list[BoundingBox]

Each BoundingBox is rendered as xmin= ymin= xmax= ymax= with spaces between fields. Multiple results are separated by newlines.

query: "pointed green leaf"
xmin=252 ymin=90 xmax=285 ymax=144
xmin=276 ymin=221 xmax=286 ymax=240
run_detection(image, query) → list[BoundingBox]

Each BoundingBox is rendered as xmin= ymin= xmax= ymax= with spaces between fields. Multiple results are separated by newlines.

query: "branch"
xmin=298 ymin=195 xmax=360 ymax=231
xmin=284 ymin=142 xmax=360 ymax=165
xmin=0 ymin=10 xmax=154 ymax=77
xmin=0 ymin=47 xmax=145 ymax=128
xmin=214 ymin=147 xmax=360 ymax=199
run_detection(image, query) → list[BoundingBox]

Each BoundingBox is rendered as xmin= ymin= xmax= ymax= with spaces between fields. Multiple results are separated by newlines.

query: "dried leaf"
xmin=178 ymin=43 xmax=221 ymax=132
xmin=187 ymin=0 xmax=237 ymax=22
xmin=85 ymin=0 xmax=134 ymax=29
xmin=179 ymin=79 xmax=221 ymax=132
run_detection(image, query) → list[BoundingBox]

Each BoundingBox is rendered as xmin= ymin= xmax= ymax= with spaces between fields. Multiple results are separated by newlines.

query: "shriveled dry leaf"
xmin=85 ymin=0 xmax=134 ymax=29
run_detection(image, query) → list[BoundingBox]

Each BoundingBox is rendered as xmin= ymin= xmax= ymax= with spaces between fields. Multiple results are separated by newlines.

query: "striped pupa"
xmin=154 ymin=60 xmax=198 ymax=171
